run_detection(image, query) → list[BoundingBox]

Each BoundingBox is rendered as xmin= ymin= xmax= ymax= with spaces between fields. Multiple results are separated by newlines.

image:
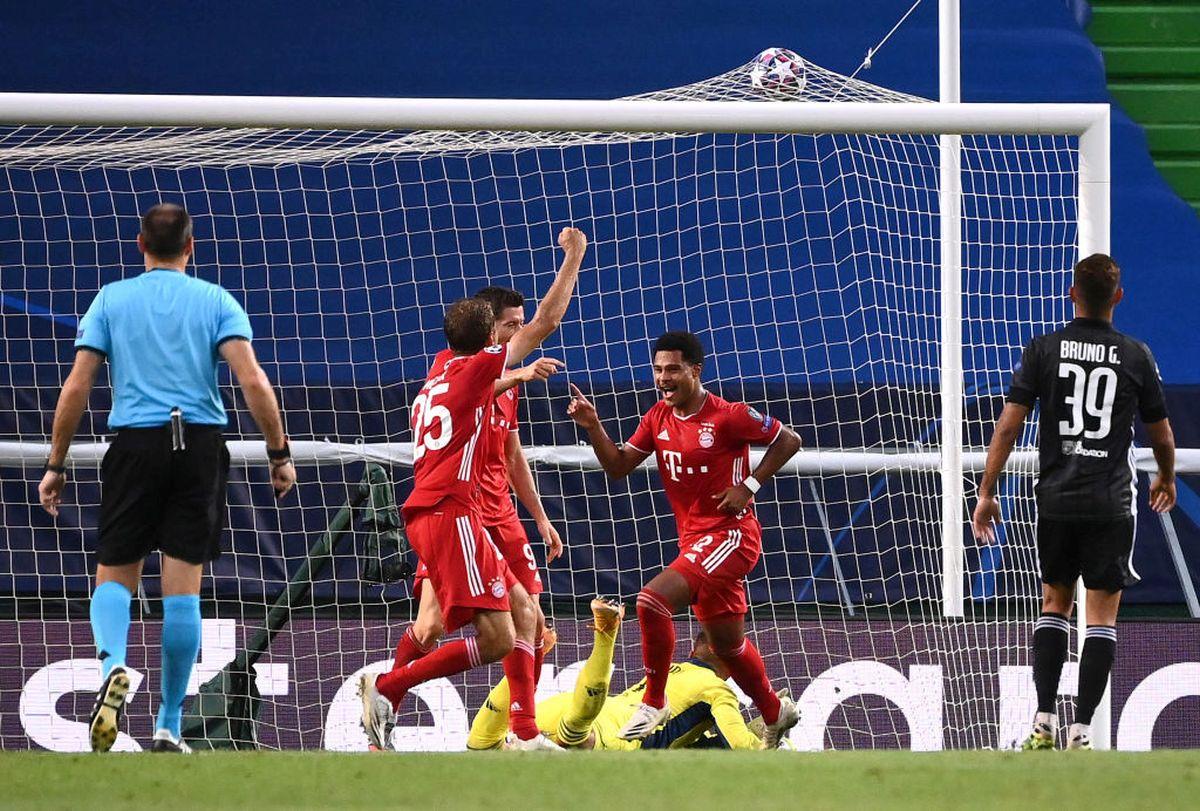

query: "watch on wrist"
xmin=44 ymin=461 xmax=66 ymax=475
xmin=267 ymin=440 xmax=291 ymax=464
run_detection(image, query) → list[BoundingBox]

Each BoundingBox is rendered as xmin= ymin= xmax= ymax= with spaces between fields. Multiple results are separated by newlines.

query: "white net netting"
xmin=0 ymin=53 xmax=1098 ymax=751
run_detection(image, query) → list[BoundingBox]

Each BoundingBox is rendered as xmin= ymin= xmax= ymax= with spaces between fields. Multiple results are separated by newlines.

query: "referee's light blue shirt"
xmin=74 ymin=268 xmax=253 ymax=429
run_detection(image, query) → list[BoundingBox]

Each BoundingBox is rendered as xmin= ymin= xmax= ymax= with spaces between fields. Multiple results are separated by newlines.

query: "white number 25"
xmin=411 ymin=382 xmax=452 ymax=460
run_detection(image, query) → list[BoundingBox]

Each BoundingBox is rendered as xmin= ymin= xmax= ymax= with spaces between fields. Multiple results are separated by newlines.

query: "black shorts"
xmin=1036 ymin=515 xmax=1139 ymax=593
xmin=97 ymin=425 xmax=230 ymax=566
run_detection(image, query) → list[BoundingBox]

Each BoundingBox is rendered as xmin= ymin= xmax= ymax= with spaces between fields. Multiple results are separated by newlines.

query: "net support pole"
xmin=1157 ymin=504 xmax=1200 ymax=617
xmin=807 ymin=479 xmax=857 ymax=616
xmin=1077 ymin=112 xmax=1112 ymax=748
xmin=939 ymin=0 xmax=965 ymax=618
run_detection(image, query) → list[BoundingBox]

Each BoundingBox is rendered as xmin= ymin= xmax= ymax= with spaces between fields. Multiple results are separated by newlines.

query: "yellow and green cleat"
xmin=1021 ymin=723 xmax=1055 ymax=751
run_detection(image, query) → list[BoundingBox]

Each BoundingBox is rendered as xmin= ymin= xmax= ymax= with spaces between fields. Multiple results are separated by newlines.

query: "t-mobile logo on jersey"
xmin=661 ymin=450 xmax=683 ymax=481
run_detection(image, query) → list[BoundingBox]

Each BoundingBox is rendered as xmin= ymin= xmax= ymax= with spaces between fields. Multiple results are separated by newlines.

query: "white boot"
xmin=617 ymin=701 xmax=671 ymax=741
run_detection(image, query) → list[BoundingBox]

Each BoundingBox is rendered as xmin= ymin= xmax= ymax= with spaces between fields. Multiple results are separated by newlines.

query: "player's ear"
xmin=1068 ymin=285 xmax=1078 ymax=306
xmin=136 ymin=233 xmax=147 ymax=256
xmin=1112 ymin=286 xmax=1124 ymax=306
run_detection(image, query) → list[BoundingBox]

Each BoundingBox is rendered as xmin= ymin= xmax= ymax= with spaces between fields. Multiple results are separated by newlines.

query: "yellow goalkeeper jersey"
xmin=587 ymin=659 xmax=763 ymax=751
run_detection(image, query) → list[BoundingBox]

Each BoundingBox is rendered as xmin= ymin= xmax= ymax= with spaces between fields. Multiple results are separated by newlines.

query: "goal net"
xmin=0 ymin=53 xmax=1114 ymax=751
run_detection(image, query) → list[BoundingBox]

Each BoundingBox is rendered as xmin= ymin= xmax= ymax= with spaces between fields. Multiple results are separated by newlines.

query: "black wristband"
xmin=267 ymin=441 xmax=291 ymax=463
xmin=44 ymin=461 xmax=66 ymax=475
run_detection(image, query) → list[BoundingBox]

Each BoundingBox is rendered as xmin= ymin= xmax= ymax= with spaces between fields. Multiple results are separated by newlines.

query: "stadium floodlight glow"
xmin=2 ymin=56 xmax=1149 ymax=752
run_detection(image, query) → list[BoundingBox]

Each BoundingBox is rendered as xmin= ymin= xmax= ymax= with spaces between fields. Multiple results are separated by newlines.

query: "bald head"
xmin=139 ymin=203 xmax=193 ymax=264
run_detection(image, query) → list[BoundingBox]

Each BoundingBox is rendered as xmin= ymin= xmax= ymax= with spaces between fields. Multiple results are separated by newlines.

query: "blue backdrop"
xmin=0 ymin=1 xmax=1196 ymax=606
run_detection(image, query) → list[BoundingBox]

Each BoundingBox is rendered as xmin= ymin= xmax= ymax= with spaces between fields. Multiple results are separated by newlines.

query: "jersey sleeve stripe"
xmin=765 ymin=421 xmax=784 ymax=445
xmin=625 ymin=440 xmax=650 ymax=454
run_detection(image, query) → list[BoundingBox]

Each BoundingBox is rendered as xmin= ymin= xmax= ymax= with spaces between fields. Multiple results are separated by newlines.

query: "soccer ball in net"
xmin=749 ymin=47 xmax=807 ymax=95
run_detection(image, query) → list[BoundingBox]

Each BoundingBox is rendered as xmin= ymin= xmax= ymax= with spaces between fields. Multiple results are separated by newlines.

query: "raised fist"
xmin=558 ymin=227 xmax=588 ymax=255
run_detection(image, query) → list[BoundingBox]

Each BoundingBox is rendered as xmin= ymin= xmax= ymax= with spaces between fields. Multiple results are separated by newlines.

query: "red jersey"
xmin=403 ymin=345 xmax=509 ymax=514
xmin=477 ymin=382 xmax=521 ymax=524
xmin=625 ymin=392 xmax=784 ymax=537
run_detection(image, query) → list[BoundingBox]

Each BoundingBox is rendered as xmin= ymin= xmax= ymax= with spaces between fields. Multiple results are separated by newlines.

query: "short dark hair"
xmin=140 ymin=203 xmax=193 ymax=260
xmin=444 ymin=298 xmax=495 ymax=353
xmin=653 ymin=330 xmax=705 ymax=366
xmin=473 ymin=286 xmax=525 ymax=318
xmin=1074 ymin=253 xmax=1121 ymax=312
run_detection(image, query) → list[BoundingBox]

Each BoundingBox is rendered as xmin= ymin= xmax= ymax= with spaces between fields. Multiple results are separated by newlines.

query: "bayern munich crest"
xmin=698 ymin=427 xmax=715 ymax=448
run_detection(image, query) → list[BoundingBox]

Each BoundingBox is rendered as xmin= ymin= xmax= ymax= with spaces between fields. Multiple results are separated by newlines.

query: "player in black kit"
xmin=972 ymin=253 xmax=1176 ymax=751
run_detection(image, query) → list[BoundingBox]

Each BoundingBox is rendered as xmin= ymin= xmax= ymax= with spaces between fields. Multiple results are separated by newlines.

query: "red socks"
xmin=533 ymin=634 xmax=545 ymax=689
xmin=392 ymin=626 xmax=433 ymax=670
xmin=504 ymin=639 xmax=539 ymax=740
xmin=376 ymin=636 xmax=481 ymax=711
xmin=635 ymin=589 xmax=675 ymax=709
xmin=719 ymin=638 xmax=780 ymax=725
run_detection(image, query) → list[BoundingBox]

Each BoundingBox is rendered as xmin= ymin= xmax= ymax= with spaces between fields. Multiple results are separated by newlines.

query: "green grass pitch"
xmin=1 ymin=750 xmax=1196 ymax=810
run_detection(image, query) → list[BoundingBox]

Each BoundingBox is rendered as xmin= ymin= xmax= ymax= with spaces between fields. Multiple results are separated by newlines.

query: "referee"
xmin=972 ymin=253 xmax=1176 ymax=751
xmin=37 ymin=204 xmax=295 ymax=754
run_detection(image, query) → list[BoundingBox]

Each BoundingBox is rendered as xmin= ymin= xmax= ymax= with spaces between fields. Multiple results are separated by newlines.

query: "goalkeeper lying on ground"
xmin=468 ymin=598 xmax=764 ymax=750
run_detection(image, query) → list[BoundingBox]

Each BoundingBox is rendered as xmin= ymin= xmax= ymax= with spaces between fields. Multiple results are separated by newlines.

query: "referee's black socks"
xmin=1076 ymin=625 xmax=1117 ymax=725
xmin=1032 ymin=612 xmax=1071 ymax=715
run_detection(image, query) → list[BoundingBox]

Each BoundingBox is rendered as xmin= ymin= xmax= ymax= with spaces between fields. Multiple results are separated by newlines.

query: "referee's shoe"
xmin=89 ymin=666 xmax=131 ymax=753
xmin=150 ymin=728 xmax=193 ymax=754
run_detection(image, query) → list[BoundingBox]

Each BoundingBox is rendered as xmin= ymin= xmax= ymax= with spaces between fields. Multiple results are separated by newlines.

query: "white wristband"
xmin=741 ymin=475 xmax=762 ymax=495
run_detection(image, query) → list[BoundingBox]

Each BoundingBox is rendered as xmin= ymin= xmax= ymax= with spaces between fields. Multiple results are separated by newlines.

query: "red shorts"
xmin=405 ymin=506 xmax=514 ymax=633
xmin=486 ymin=515 xmax=543 ymax=595
xmin=669 ymin=525 xmax=761 ymax=623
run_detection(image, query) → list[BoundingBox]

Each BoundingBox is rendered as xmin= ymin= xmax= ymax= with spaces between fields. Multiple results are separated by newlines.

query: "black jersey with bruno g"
xmin=1007 ymin=317 xmax=1168 ymax=520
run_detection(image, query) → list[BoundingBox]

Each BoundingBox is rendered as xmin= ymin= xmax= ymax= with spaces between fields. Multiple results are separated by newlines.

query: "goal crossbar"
xmin=0 ymin=94 xmax=1108 ymax=138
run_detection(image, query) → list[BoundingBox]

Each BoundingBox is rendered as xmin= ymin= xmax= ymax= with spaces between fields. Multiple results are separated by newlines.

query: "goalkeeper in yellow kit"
xmin=468 ymin=598 xmax=765 ymax=751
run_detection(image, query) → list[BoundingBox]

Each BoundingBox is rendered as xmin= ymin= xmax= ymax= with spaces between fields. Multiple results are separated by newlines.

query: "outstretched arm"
xmin=505 ymin=431 xmax=563 ymax=562
xmin=38 ymin=349 xmax=104 ymax=516
xmin=709 ymin=691 xmax=766 ymax=751
xmin=493 ymin=357 xmax=565 ymax=396
xmin=505 ymin=227 xmax=587 ymax=365
xmin=566 ymin=383 xmax=649 ymax=479
xmin=971 ymin=402 xmax=1030 ymax=542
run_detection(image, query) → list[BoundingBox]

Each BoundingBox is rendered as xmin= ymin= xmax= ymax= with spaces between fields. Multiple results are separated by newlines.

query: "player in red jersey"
xmin=361 ymin=226 xmax=587 ymax=752
xmin=567 ymin=330 xmax=804 ymax=748
xmin=391 ymin=286 xmax=565 ymax=702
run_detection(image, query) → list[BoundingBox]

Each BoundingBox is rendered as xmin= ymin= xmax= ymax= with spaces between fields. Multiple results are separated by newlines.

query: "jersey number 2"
xmin=1058 ymin=362 xmax=1116 ymax=439
xmin=412 ymin=382 xmax=452 ymax=460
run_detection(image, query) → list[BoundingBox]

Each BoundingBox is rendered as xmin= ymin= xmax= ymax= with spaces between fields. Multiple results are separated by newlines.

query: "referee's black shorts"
xmin=97 ymin=424 xmax=230 ymax=566
xmin=1037 ymin=515 xmax=1139 ymax=593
